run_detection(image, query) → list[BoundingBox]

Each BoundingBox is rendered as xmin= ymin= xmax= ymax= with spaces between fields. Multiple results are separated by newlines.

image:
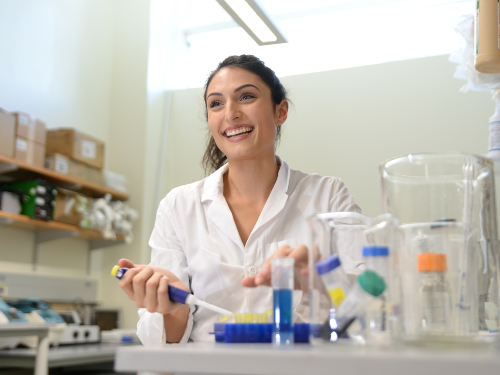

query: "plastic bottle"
xmin=315 ymin=254 xmax=351 ymax=308
xmin=475 ymin=0 xmax=500 ymax=73
xmin=321 ymin=270 xmax=386 ymax=342
xmin=362 ymin=246 xmax=389 ymax=340
xmin=417 ymin=254 xmax=453 ymax=333
xmin=488 ymin=102 xmax=500 ymax=161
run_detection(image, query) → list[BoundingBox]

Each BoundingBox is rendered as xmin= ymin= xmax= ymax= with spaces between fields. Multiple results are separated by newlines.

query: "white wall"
xmin=161 ymin=55 xmax=494 ymax=218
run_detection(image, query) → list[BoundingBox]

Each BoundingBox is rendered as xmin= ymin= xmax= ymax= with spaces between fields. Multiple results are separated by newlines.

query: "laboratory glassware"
xmin=307 ymin=212 xmax=400 ymax=345
xmin=380 ymin=153 xmax=500 ymax=343
xmin=271 ymin=257 xmax=294 ymax=345
xmin=315 ymin=254 xmax=351 ymax=308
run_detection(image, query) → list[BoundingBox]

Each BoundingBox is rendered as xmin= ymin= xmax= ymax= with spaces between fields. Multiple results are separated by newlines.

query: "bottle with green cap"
xmin=321 ymin=270 xmax=386 ymax=341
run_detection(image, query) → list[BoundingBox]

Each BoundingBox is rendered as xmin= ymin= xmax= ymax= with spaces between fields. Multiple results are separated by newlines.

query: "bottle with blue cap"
xmin=362 ymin=245 xmax=390 ymax=342
xmin=315 ymin=254 xmax=351 ymax=308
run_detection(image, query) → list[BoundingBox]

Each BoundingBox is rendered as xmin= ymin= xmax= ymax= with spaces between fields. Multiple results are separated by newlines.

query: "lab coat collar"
xmin=201 ymin=157 xmax=290 ymax=250
xmin=201 ymin=156 xmax=290 ymax=203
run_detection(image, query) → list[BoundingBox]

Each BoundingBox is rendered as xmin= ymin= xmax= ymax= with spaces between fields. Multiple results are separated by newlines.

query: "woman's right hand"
xmin=117 ymin=258 xmax=190 ymax=315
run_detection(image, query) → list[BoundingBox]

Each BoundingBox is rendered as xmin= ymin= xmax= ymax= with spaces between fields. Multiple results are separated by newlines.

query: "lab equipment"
xmin=9 ymin=298 xmax=67 ymax=347
xmin=315 ymin=254 xmax=350 ymax=308
xmin=321 ymin=270 xmax=386 ymax=341
xmin=380 ymin=153 xmax=500 ymax=343
xmin=363 ymin=246 xmax=390 ymax=341
xmin=0 ymin=298 xmax=27 ymax=350
xmin=2 ymin=180 xmax=57 ymax=220
xmin=271 ymin=257 xmax=294 ymax=345
xmin=417 ymin=253 xmax=453 ymax=333
xmin=212 ymin=322 xmax=310 ymax=343
xmin=307 ymin=212 xmax=400 ymax=345
xmin=111 ymin=266 xmax=232 ymax=316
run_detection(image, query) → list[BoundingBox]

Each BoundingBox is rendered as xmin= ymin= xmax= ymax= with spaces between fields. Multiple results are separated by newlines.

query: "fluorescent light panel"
xmin=216 ymin=0 xmax=288 ymax=45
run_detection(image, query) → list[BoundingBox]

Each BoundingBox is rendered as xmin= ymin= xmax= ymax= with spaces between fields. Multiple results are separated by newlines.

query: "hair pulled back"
xmin=202 ymin=55 xmax=288 ymax=174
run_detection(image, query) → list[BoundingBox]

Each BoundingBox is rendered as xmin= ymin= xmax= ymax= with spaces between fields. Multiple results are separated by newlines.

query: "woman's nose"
xmin=225 ymin=101 xmax=241 ymax=122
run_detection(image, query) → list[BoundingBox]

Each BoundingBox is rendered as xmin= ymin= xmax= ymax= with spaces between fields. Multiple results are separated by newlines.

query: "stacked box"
xmin=45 ymin=153 xmax=103 ymax=186
xmin=46 ymin=129 xmax=105 ymax=169
xmin=0 ymin=109 xmax=15 ymax=158
xmin=13 ymin=112 xmax=47 ymax=168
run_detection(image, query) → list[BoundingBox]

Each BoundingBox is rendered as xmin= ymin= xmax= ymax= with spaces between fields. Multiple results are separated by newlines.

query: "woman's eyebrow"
xmin=206 ymin=84 xmax=260 ymax=100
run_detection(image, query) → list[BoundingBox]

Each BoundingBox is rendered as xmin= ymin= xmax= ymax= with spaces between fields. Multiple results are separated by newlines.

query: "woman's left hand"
xmin=241 ymin=244 xmax=308 ymax=288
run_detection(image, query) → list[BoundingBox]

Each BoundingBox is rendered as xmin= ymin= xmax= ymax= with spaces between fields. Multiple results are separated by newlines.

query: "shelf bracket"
xmin=87 ymin=239 xmax=124 ymax=275
xmin=32 ymin=230 xmax=79 ymax=271
xmin=0 ymin=162 xmax=19 ymax=174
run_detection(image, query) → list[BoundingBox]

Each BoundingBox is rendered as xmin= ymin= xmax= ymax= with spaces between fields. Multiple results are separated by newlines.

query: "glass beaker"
xmin=380 ymin=153 xmax=500 ymax=343
xmin=307 ymin=212 xmax=400 ymax=345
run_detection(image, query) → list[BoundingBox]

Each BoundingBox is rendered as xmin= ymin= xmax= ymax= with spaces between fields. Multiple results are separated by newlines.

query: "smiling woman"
xmin=116 ymin=54 xmax=364 ymax=345
xmin=202 ymin=55 xmax=288 ymax=173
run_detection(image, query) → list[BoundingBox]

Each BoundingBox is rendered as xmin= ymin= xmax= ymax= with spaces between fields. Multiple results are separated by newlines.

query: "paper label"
xmin=16 ymin=138 xmax=27 ymax=151
xmin=55 ymin=156 xmax=69 ymax=174
xmin=18 ymin=113 xmax=29 ymax=125
xmin=82 ymin=140 xmax=96 ymax=159
xmin=328 ymin=286 xmax=346 ymax=307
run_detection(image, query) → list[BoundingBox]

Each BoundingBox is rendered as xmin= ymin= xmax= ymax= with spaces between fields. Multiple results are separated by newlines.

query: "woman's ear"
xmin=276 ymin=99 xmax=288 ymax=126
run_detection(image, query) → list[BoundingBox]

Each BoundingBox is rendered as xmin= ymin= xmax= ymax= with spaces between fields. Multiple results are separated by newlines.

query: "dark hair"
xmin=201 ymin=55 xmax=289 ymax=174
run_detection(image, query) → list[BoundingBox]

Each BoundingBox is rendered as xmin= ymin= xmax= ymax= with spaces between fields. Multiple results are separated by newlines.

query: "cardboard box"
xmin=53 ymin=188 xmax=88 ymax=225
xmin=86 ymin=166 xmax=104 ymax=186
xmin=14 ymin=136 xmax=45 ymax=168
xmin=0 ymin=109 xmax=15 ymax=157
xmin=45 ymin=153 xmax=87 ymax=180
xmin=46 ymin=129 xmax=105 ymax=169
xmin=13 ymin=112 xmax=47 ymax=145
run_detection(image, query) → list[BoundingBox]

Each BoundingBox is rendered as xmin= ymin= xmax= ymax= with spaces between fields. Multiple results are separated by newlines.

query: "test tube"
xmin=272 ymin=257 xmax=294 ymax=345
xmin=321 ymin=270 xmax=386 ymax=342
xmin=315 ymin=254 xmax=351 ymax=307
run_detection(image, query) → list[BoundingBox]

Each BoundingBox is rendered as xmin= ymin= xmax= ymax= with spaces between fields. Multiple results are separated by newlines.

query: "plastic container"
xmin=417 ymin=253 xmax=453 ymax=334
xmin=475 ymin=0 xmax=500 ymax=73
xmin=315 ymin=254 xmax=351 ymax=307
xmin=363 ymin=246 xmax=390 ymax=342
xmin=271 ymin=257 xmax=294 ymax=345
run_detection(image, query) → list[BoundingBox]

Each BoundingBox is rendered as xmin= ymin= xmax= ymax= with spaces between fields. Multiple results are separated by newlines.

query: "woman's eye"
xmin=241 ymin=93 xmax=254 ymax=100
xmin=210 ymin=101 xmax=222 ymax=108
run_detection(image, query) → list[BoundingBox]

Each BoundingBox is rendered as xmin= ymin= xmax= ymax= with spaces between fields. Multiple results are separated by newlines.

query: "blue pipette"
xmin=111 ymin=266 xmax=232 ymax=316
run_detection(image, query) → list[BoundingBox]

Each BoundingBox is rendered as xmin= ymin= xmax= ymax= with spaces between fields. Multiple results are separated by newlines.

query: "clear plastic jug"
xmin=307 ymin=212 xmax=400 ymax=345
xmin=380 ymin=153 xmax=500 ymax=343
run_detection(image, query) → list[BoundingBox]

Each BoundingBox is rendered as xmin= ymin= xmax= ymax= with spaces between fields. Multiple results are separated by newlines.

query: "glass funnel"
xmin=307 ymin=212 xmax=400 ymax=345
xmin=380 ymin=153 xmax=500 ymax=343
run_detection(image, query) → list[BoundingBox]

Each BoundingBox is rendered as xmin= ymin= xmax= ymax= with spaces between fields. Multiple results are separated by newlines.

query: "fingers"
xmin=243 ymin=244 xmax=310 ymax=288
xmin=118 ymin=266 xmax=142 ymax=301
xmin=118 ymin=258 xmax=136 ymax=268
xmin=132 ymin=267 xmax=155 ymax=307
xmin=144 ymin=272 xmax=164 ymax=312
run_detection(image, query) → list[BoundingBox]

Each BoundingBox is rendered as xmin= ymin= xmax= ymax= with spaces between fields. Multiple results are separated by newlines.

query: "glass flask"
xmin=307 ymin=212 xmax=400 ymax=345
xmin=380 ymin=153 xmax=500 ymax=343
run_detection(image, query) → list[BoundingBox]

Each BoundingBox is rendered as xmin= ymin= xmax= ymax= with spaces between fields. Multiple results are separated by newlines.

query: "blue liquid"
xmin=273 ymin=289 xmax=294 ymax=344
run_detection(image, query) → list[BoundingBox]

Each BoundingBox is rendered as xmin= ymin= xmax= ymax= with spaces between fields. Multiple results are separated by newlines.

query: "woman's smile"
xmin=224 ymin=125 xmax=254 ymax=141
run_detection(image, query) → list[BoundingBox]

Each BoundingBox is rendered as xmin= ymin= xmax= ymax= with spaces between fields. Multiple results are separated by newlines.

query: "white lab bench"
xmin=115 ymin=341 xmax=500 ymax=375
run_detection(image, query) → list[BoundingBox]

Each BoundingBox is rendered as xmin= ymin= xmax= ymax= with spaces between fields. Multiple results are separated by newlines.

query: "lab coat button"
xmin=248 ymin=266 xmax=258 ymax=275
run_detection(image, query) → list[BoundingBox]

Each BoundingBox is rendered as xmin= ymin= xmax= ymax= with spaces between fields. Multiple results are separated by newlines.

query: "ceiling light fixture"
xmin=216 ymin=0 xmax=288 ymax=46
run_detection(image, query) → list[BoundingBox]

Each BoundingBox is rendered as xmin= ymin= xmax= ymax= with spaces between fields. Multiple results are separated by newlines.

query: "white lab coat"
xmin=137 ymin=158 xmax=362 ymax=345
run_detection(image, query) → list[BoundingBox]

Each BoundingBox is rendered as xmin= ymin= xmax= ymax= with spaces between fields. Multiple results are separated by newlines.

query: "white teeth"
xmin=226 ymin=127 xmax=252 ymax=137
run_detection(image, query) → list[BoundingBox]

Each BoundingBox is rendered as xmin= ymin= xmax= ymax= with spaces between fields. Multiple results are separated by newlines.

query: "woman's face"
xmin=206 ymin=67 xmax=287 ymax=163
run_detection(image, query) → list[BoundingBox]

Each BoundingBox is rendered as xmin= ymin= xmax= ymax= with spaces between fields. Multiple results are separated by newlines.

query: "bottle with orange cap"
xmin=417 ymin=253 xmax=453 ymax=333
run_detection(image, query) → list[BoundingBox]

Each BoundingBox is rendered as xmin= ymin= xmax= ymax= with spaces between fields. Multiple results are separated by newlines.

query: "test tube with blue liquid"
xmin=272 ymin=257 xmax=294 ymax=345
